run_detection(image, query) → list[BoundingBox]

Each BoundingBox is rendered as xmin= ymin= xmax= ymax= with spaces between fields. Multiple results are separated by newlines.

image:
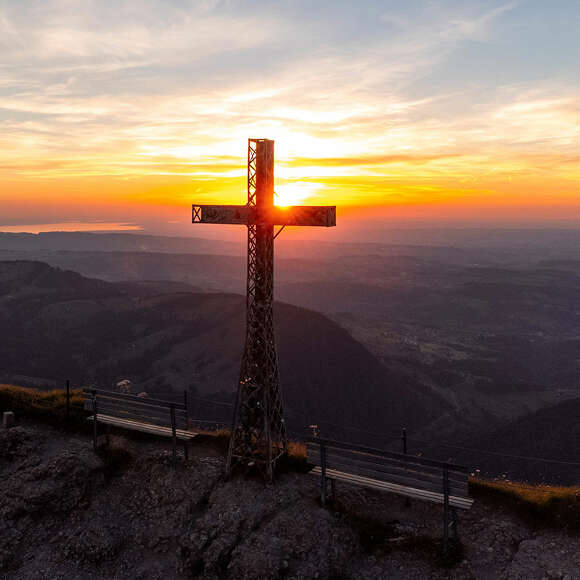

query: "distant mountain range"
xmin=0 ymin=260 xmax=445 ymax=441
xmin=5 ymin=228 xmax=580 ymax=262
xmin=4 ymin=227 xmax=580 ymax=258
xmin=2 ymin=232 xmax=580 ymax=445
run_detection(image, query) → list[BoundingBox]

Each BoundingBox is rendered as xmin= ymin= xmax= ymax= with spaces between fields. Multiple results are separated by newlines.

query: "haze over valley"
xmin=2 ymin=226 xmax=580 ymax=482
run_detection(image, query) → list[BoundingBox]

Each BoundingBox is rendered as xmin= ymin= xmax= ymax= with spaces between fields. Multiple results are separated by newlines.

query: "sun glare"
xmin=274 ymin=182 xmax=320 ymax=206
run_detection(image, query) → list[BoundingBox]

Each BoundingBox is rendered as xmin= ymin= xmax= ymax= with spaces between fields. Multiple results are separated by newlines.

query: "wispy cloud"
xmin=0 ymin=0 xmax=579 ymax=224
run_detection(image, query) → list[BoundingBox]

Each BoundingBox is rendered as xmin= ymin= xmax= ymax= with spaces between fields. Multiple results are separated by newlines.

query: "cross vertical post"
xmin=229 ymin=139 xmax=286 ymax=480
xmin=192 ymin=138 xmax=336 ymax=479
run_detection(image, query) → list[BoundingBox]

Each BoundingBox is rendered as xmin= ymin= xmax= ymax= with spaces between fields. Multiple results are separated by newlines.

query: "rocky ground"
xmin=1 ymin=422 xmax=579 ymax=580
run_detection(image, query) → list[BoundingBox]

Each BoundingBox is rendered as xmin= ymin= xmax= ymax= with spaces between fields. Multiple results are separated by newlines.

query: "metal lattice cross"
xmin=192 ymin=138 xmax=336 ymax=479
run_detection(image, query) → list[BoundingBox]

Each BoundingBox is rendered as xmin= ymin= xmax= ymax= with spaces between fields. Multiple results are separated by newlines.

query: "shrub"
xmin=97 ymin=435 xmax=134 ymax=472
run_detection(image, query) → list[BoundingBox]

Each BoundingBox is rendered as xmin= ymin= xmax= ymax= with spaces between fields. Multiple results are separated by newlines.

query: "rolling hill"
xmin=3 ymin=242 xmax=580 ymax=444
xmin=0 ymin=261 xmax=446 ymax=441
xmin=463 ymin=397 xmax=580 ymax=485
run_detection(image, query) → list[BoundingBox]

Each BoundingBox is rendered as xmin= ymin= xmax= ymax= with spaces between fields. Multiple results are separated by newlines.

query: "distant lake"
xmin=0 ymin=222 xmax=142 ymax=234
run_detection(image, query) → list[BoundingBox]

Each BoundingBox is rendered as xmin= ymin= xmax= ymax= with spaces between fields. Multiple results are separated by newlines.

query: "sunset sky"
xmin=1 ymin=0 xmax=579 ymax=235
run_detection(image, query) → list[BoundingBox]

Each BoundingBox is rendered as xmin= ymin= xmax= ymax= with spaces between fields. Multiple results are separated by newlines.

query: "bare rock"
xmin=2 ymin=449 xmax=104 ymax=520
xmin=505 ymin=535 xmax=580 ymax=580
xmin=0 ymin=425 xmax=38 ymax=464
xmin=3 ymin=422 xmax=580 ymax=580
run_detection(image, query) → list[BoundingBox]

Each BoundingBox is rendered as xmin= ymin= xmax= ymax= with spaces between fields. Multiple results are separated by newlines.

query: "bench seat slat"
xmin=306 ymin=442 xmax=468 ymax=482
xmin=309 ymin=437 xmax=468 ymax=474
xmin=84 ymin=399 xmax=169 ymax=417
xmin=314 ymin=465 xmax=473 ymax=509
xmin=309 ymin=453 xmax=468 ymax=497
xmin=84 ymin=407 xmax=187 ymax=432
xmin=307 ymin=449 xmax=468 ymax=496
xmin=307 ymin=445 xmax=467 ymax=484
xmin=100 ymin=410 xmax=186 ymax=431
xmin=308 ymin=454 xmax=467 ymax=498
xmin=311 ymin=467 xmax=473 ymax=510
xmin=88 ymin=414 xmax=196 ymax=440
xmin=307 ymin=445 xmax=467 ymax=483
xmin=85 ymin=400 xmax=187 ymax=428
xmin=84 ymin=397 xmax=187 ymax=419
xmin=83 ymin=388 xmax=185 ymax=410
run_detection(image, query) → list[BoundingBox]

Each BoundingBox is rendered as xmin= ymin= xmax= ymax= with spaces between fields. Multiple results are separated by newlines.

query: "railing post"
xmin=170 ymin=404 xmax=177 ymax=469
xmin=66 ymin=379 xmax=70 ymax=423
xmin=443 ymin=465 xmax=450 ymax=552
xmin=91 ymin=389 xmax=98 ymax=451
xmin=183 ymin=390 xmax=189 ymax=429
xmin=320 ymin=442 xmax=327 ymax=506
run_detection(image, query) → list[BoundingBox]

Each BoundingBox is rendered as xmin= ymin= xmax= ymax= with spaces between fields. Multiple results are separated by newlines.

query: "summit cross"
xmin=192 ymin=138 xmax=336 ymax=479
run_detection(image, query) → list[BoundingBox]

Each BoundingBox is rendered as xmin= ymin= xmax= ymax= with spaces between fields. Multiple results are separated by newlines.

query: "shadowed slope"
xmin=0 ymin=261 xmax=446 ymax=440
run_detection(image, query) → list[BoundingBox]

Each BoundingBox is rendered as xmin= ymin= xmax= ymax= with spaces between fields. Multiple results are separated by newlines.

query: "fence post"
xmin=170 ymin=404 xmax=177 ymax=469
xmin=66 ymin=379 xmax=70 ymax=422
xmin=443 ymin=465 xmax=450 ymax=552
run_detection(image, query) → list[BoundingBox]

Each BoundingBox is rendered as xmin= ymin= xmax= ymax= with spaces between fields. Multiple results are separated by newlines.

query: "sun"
xmin=274 ymin=182 xmax=315 ymax=206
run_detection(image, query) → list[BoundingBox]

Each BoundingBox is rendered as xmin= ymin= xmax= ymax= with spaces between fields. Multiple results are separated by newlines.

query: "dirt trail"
xmin=1 ymin=423 xmax=578 ymax=579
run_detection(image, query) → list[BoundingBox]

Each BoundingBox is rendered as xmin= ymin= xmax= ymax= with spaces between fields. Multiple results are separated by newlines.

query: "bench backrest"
xmin=83 ymin=388 xmax=188 ymax=431
xmin=307 ymin=437 xmax=469 ymax=499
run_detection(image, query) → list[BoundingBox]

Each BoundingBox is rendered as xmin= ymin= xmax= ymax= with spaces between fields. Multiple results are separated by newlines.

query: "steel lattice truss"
xmin=192 ymin=138 xmax=336 ymax=479
xmin=226 ymin=140 xmax=286 ymax=478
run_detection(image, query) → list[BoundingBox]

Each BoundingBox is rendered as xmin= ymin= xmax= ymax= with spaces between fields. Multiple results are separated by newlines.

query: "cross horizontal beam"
xmin=192 ymin=204 xmax=336 ymax=227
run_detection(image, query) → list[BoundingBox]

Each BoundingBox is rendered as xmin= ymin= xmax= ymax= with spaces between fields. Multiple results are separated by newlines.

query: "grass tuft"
xmin=0 ymin=384 xmax=88 ymax=430
xmin=470 ymin=477 xmax=580 ymax=529
xmin=288 ymin=441 xmax=306 ymax=461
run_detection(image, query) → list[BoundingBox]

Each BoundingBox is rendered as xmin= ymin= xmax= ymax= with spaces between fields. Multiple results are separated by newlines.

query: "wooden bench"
xmin=83 ymin=388 xmax=197 ymax=465
xmin=307 ymin=437 xmax=473 ymax=549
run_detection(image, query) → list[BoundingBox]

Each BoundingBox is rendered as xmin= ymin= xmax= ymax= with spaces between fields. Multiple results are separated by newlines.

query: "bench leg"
xmin=93 ymin=418 xmax=98 ymax=452
xmin=443 ymin=501 xmax=450 ymax=552
xmin=442 ymin=467 xmax=450 ymax=552
xmin=451 ymin=507 xmax=459 ymax=540
xmin=170 ymin=405 xmax=177 ymax=469
xmin=320 ymin=443 xmax=328 ymax=505
xmin=183 ymin=439 xmax=189 ymax=461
